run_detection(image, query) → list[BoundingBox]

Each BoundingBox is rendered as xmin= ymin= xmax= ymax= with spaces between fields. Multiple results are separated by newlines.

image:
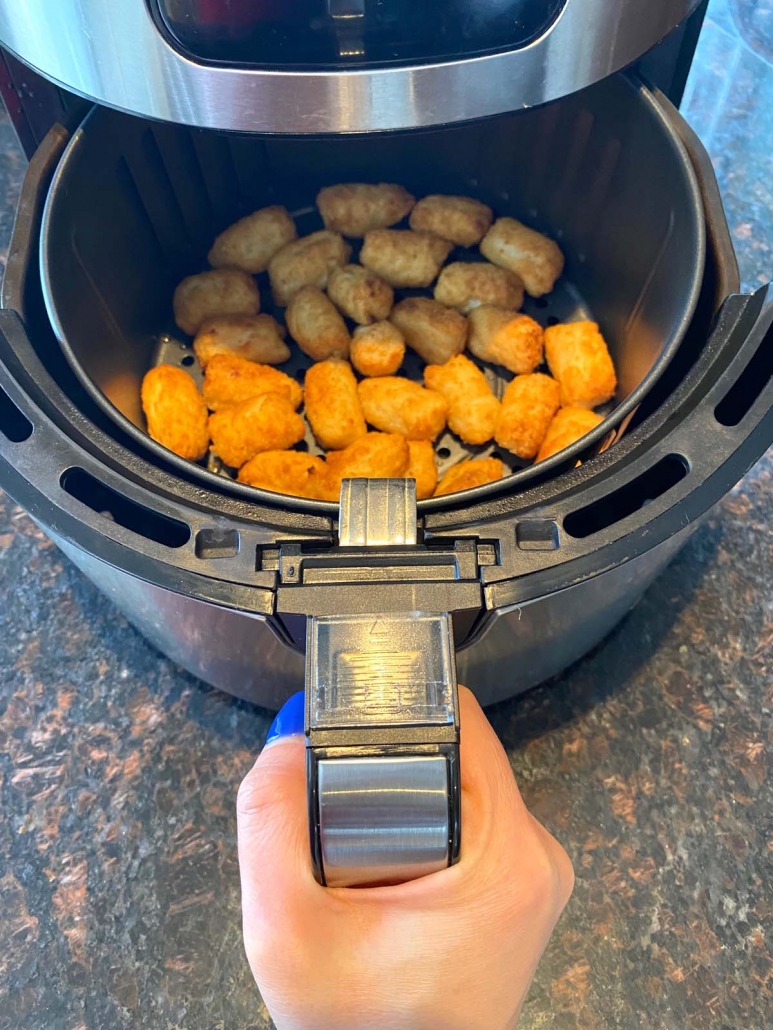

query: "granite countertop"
xmin=1 ymin=3 xmax=772 ymax=1027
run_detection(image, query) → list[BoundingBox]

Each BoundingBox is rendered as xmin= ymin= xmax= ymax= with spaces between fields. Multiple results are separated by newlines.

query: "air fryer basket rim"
xmin=39 ymin=74 xmax=706 ymax=515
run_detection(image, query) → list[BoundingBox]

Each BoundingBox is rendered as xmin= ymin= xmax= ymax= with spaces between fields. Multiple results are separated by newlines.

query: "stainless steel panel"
xmin=52 ymin=534 xmax=305 ymax=710
xmin=318 ymin=756 xmax=450 ymax=887
xmin=457 ymin=525 xmax=696 ymax=705
xmin=0 ymin=0 xmax=700 ymax=133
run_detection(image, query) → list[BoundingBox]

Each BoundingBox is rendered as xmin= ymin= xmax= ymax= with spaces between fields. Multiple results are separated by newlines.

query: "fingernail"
xmin=265 ymin=691 xmax=305 ymax=745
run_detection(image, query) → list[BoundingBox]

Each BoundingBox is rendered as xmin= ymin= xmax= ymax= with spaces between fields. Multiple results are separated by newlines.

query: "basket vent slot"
xmin=195 ymin=528 xmax=240 ymax=559
xmin=715 ymin=320 xmax=773 ymax=427
xmin=61 ymin=468 xmax=190 ymax=549
xmin=564 ymin=455 xmax=688 ymax=539
xmin=0 ymin=386 xmax=32 ymax=442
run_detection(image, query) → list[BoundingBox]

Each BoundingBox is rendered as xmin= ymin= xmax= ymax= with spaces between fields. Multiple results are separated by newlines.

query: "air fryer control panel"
xmin=153 ymin=0 xmax=565 ymax=66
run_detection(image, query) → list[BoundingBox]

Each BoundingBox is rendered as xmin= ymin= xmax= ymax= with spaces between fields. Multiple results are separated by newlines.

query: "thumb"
xmin=237 ymin=693 xmax=318 ymax=932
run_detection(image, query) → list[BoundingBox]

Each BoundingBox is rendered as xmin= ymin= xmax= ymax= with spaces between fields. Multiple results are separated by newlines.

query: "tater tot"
xmin=406 ymin=439 xmax=438 ymax=500
xmin=202 ymin=354 xmax=302 ymax=412
xmin=390 ymin=297 xmax=467 ymax=366
xmin=308 ymin=433 xmax=410 ymax=501
xmin=237 ymin=450 xmax=325 ymax=497
xmin=480 ymin=217 xmax=565 ymax=298
xmin=193 ymin=315 xmax=290 ymax=368
xmin=434 ymin=261 xmax=524 ymax=314
xmin=304 ymin=358 xmax=367 ymax=450
xmin=327 ymin=264 xmax=394 ymax=325
xmin=468 ymin=306 xmax=544 ymax=374
xmin=536 ymin=407 xmax=604 ymax=462
xmin=544 ymin=321 xmax=617 ymax=409
xmin=434 ymin=457 xmax=506 ymax=496
xmin=173 ymin=269 xmax=260 ymax=336
xmin=141 ymin=365 xmax=210 ymax=461
xmin=286 ymin=286 xmax=351 ymax=362
xmin=268 ymin=230 xmax=351 ymax=306
xmin=317 ymin=183 xmax=415 ymax=237
xmin=208 ymin=205 xmax=296 ymax=274
xmin=209 ymin=393 xmax=305 ymax=468
xmin=350 ymin=321 xmax=406 ymax=377
xmin=424 ymin=354 xmax=500 ymax=446
xmin=495 ymin=373 xmax=560 ymax=459
xmin=409 ymin=195 xmax=493 ymax=248
xmin=358 ymin=377 xmax=448 ymax=441
xmin=360 ymin=229 xmax=453 ymax=289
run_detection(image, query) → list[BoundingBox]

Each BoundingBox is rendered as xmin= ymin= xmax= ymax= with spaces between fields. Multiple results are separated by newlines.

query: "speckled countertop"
xmin=1 ymin=3 xmax=773 ymax=1028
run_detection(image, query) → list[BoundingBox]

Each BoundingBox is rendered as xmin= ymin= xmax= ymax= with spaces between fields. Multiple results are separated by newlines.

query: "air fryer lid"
xmin=40 ymin=74 xmax=705 ymax=510
xmin=0 ymin=0 xmax=702 ymax=132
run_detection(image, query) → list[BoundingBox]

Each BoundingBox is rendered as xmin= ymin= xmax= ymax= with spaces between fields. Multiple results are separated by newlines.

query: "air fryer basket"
xmin=40 ymin=73 xmax=705 ymax=507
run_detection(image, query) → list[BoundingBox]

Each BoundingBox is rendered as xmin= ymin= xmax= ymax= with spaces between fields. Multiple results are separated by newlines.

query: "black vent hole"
xmin=564 ymin=455 xmax=689 ymax=539
xmin=715 ymin=321 xmax=773 ymax=427
xmin=0 ymin=386 xmax=33 ymax=443
xmin=61 ymin=467 xmax=190 ymax=548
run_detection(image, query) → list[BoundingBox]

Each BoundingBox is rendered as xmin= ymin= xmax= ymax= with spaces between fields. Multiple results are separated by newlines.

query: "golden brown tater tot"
xmin=209 ymin=393 xmax=305 ymax=468
xmin=304 ymin=358 xmax=367 ymax=451
xmin=480 ymin=217 xmax=564 ymax=298
xmin=317 ymin=183 xmax=415 ymax=237
xmin=358 ymin=377 xmax=448 ymax=441
xmin=544 ymin=321 xmax=617 ymax=409
xmin=173 ymin=269 xmax=260 ymax=337
xmin=409 ymin=195 xmax=493 ymax=248
xmin=350 ymin=321 xmax=406 ymax=377
xmin=141 ymin=365 xmax=210 ymax=462
xmin=467 ymin=306 xmax=544 ymax=374
xmin=360 ymin=229 xmax=452 ymax=289
xmin=208 ymin=205 xmax=296 ymax=274
xmin=495 ymin=373 xmax=560 ymax=459
xmin=285 ymin=286 xmax=351 ymax=362
xmin=390 ymin=297 xmax=468 ymax=366
xmin=406 ymin=439 xmax=438 ymax=500
xmin=424 ymin=353 xmax=500 ymax=446
xmin=308 ymin=433 xmax=410 ymax=501
xmin=202 ymin=354 xmax=302 ymax=412
xmin=434 ymin=457 xmax=506 ymax=496
xmin=237 ymin=450 xmax=325 ymax=497
xmin=536 ymin=407 xmax=604 ymax=463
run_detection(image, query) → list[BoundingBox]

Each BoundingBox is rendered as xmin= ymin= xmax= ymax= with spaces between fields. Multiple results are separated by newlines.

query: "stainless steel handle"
xmin=306 ymin=479 xmax=461 ymax=888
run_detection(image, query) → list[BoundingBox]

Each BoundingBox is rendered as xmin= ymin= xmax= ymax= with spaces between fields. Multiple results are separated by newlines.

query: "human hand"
xmin=237 ymin=686 xmax=574 ymax=1030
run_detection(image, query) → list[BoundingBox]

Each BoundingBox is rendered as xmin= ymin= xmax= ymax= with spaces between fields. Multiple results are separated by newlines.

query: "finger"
xmin=237 ymin=696 xmax=319 ymax=930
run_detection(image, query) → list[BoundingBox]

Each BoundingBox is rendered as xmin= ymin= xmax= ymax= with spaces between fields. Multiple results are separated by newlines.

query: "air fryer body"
xmin=0 ymin=0 xmax=772 ymax=711
xmin=52 ymin=525 xmax=694 ymax=708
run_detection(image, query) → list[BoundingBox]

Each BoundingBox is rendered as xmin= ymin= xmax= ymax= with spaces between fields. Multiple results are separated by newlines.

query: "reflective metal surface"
xmin=318 ymin=756 xmax=450 ymax=887
xmin=0 ymin=0 xmax=700 ymax=132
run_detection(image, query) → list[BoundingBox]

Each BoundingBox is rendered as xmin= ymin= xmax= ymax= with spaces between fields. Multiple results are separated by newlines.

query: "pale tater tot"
xmin=350 ymin=321 xmax=406 ymax=377
xmin=209 ymin=393 xmax=305 ymax=468
xmin=434 ymin=261 xmax=524 ymax=314
xmin=390 ymin=297 xmax=467 ymax=366
xmin=237 ymin=450 xmax=325 ymax=497
xmin=317 ymin=183 xmax=415 ymax=237
xmin=358 ymin=377 xmax=448 ymax=441
xmin=141 ymin=365 xmax=209 ymax=462
xmin=304 ymin=358 xmax=367 ymax=451
xmin=308 ymin=433 xmax=410 ymax=501
xmin=424 ymin=354 xmax=499 ymax=446
xmin=480 ymin=217 xmax=565 ymax=298
xmin=468 ymin=306 xmax=544 ymax=374
xmin=193 ymin=315 xmax=290 ymax=368
xmin=495 ymin=373 xmax=560 ymax=459
xmin=268 ymin=230 xmax=351 ymax=306
xmin=286 ymin=286 xmax=351 ymax=362
xmin=360 ymin=229 xmax=453 ymax=289
xmin=173 ymin=269 xmax=260 ymax=336
xmin=208 ymin=205 xmax=296 ymax=274
xmin=536 ymin=407 xmax=604 ymax=463
xmin=202 ymin=354 xmax=302 ymax=412
xmin=409 ymin=195 xmax=493 ymax=248
xmin=544 ymin=321 xmax=617 ymax=409
xmin=434 ymin=457 xmax=506 ymax=496
xmin=327 ymin=264 xmax=394 ymax=325
xmin=406 ymin=439 xmax=438 ymax=500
